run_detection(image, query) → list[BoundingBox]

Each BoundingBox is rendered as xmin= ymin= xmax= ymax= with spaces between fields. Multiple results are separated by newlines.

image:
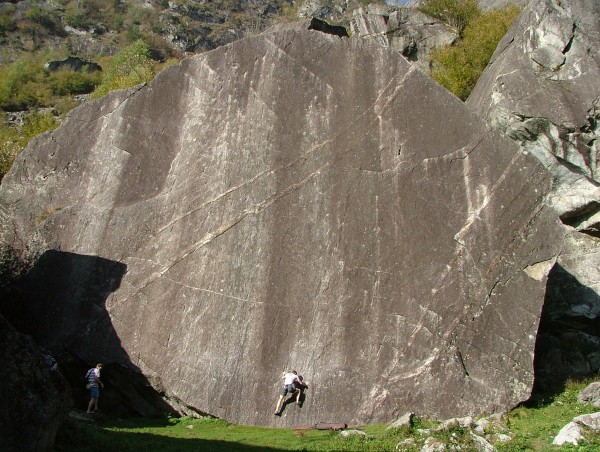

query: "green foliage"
xmin=0 ymin=6 xmax=18 ymax=36
xmin=64 ymin=5 xmax=93 ymax=30
xmin=25 ymin=3 xmax=61 ymax=31
xmin=64 ymin=0 xmax=112 ymax=31
xmin=48 ymin=69 xmax=101 ymax=96
xmin=430 ymin=3 xmax=521 ymax=100
xmin=0 ymin=52 xmax=100 ymax=111
xmin=0 ymin=55 xmax=48 ymax=110
xmin=497 ymin=377 xmax=600 ymax=451
xmin=91 ymin=40 xmax=155 ymax=99
xmin=419 ymin=0 xmax=480 ymax=35
xmin=0 ymin=111 xmax=59 ymax=180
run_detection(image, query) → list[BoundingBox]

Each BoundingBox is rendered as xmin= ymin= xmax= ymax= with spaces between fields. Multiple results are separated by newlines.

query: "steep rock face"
xmin=350 ymin=4 xmax=457 ymax=74
xmin=467 ymin=0 xmax=600 ymax=386
xmin=0 ymin=23 xmax=562 ymax=425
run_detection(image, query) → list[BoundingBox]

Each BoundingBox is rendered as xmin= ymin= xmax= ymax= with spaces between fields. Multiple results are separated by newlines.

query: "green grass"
xmin=55 ymin=416 xmax=402 ymax=451
xmin=496 ymin=378 xmax=600 ymax=451
xmin=54 ymin=378 xmax=600 ymax=451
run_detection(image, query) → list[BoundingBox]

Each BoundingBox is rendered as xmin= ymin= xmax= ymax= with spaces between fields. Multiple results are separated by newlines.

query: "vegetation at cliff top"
xmin=428 ymin=2 xmax=522 ymax=100
xmin=54 ymin=377 xmax=600 ymax=451
xmin=419 ymin=0 xmax=481 ymax=36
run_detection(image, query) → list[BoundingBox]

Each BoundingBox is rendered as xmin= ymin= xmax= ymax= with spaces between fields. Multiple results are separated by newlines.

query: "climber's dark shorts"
xmin=281 ymin=384 xmax=297 ymax=396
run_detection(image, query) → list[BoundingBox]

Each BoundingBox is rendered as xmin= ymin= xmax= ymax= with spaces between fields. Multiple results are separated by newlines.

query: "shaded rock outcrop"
xmin=0 ymin=21 xmax=562 ymax=426
xmin=297 ymin=0 xmax=363 ymax=23
xmin=350 ymin=4 xmax=457 ymax=74
xmin=0 ymin=313 xmax=71 ymax=452
xmin=45 ymin=56 xmax=102 ymax=73
xmin=467 ymin=0 xmax=600 ymax=387
xmin=0 ymin=249 xmax=181 ymax=418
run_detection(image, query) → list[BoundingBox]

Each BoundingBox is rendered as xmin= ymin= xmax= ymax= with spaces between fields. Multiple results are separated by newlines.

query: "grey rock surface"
xmin=578 ymin=382 xmax=600 ymax=407
xmin=470 ymin=432 xmax=495 ymax=452
xmin=350 ymin=4 xmax=457 ymax=74
xmin=387 ymin=411 xmax=414 ymax=429
xmin=478 ymin=0 xmax=530 ymax=9
xmin=297 ymin=0 xmax=362 ymax=22
xmin=0 ymin=22 xmax=562 ymax=426
xmin=553 ymin=411 xmax=600 ymax=446
xmin=466 ymin=0 xmax=600 ymax=386
xmin=467 ymin=0 xmax=600 ymax=183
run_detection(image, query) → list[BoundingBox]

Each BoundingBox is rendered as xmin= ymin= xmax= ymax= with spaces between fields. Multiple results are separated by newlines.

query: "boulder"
xmin=0 ymin=21 xmax=562 ymax=426
xmin=466 ymin=0 xmax=600 ymax=387
xmin=339 ymin=429 xmax=366 ymax=437
xmin=45 ymin=56 xmax=102 ymax=73
xmin=469 ymin=432 xmax=495 ymax=452
xmin=0 ymin=314 xmax=71 ymax=452
xmin=387 ymin=411 xmax=414 ymax=430
xmin=467 ymin=0 xmax=600 ymax=184
xmin=436 ymin=416 xmax=474 ymax=431
xmin=553 ymin=412 xmax=600 ymax=446
xmin=422 ymin=437 xmax=446 ymax=452
xmin=350 ymin=4 xmax=457 ymax=74
xmin=578 ymin=382 xmax=600 ymax=407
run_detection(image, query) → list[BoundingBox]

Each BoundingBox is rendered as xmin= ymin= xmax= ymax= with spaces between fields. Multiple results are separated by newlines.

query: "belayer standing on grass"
xmin=86 ymin=363 xmax=104 ymax=414
xmin=275 ymin=370 xmax=301 ymax=415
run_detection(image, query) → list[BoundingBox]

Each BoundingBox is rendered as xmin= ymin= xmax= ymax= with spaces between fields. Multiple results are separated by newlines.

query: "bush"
xmin=0 ymin=53 xmax=101 ymax=111
xmin=430 ymin=3 xmax=521 ymax=100
xmin=91 ymin=39 xmax=155 ymax=99
xmin=0 ymin=56 xmax=49 ymax=110
xmin=0 ymin=7 xmax=17 ymax=36
xmin=25 ymin=4 xmax=61 ymax=32
xmin=0 ymin=111 xmax=59 ymax=180
xmin=64 ymin=5 xmax=93 ymax=30
xmin=48 ymin=69 xmax=101 ymax=96
xmin=419 ymin=0 xmax=480 ymax=35
xmin=65 ymin=0 xmax=116 ymax=32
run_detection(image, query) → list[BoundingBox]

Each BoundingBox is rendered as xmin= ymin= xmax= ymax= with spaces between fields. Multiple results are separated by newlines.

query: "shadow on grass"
xmin=55 ymin=416 xmax=290 ymax=452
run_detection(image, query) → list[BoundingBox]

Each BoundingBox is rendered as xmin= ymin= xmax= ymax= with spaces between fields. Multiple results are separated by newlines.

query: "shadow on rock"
xmin=531 ymin=263 xmax=600 ymax=404
xmin=0 ymin=249 xmax=177 ymax=418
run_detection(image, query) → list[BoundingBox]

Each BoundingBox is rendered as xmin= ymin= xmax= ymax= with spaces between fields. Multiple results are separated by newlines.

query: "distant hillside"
xmin=0 ymin=0 xmax=301 ymax=65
